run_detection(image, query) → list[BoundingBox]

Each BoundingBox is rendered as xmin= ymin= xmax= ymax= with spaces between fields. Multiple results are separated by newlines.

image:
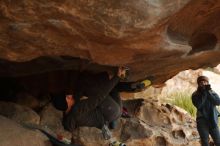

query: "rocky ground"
xmin=0 ymin=97 xmax=200 ymax=146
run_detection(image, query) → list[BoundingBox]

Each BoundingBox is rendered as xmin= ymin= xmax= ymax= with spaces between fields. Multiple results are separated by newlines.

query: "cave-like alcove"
xmin=0 ymin=56 xmax=118 ymax=111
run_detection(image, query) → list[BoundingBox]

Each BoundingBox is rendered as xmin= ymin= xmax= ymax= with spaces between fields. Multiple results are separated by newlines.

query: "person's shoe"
xmin=109 ymin=141 xmax=126 ymax=146
xmin=121 ymin=107 xmax=131 ymax=118
xmin=102 ymin=124 xmax=112 ymax=140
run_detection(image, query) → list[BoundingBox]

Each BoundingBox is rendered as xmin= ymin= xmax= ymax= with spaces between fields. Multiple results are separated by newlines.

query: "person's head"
xmin=197 ymin=76 xmax=209 ymax=88
xmin=65 ymin=94 xmax=75 ymax=111
xmin=52 ymin=93 xmax=74 ymax=112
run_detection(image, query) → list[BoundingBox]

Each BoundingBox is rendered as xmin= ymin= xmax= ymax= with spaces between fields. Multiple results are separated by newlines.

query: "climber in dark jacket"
xmin=192 ymin=76 xmax=220 ymax=146
xmin=52 ymin=67 xmax=126 ymax=142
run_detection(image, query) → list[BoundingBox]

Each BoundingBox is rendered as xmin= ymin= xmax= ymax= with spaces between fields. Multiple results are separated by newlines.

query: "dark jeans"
xmin=73 ymin=95 xmax=121 ymax=129
xmin=197 ymin=118 xmax=220 ymax=146
xmin=99 ymin=95 xmax=121 ymax=123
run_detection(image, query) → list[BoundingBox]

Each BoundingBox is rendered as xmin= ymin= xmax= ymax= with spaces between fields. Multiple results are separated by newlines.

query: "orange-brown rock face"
xmin=0 ymin=0 xmax=220 ymax=84
xmin=69 ymin=98 xmax=200 ymax=146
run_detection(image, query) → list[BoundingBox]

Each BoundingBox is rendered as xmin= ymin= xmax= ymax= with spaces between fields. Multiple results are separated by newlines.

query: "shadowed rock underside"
xmin=0 ymin=0 xmax=220 ymax=84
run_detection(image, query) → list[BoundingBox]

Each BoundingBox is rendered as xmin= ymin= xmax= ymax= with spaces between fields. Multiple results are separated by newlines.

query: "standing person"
xmin=192 ymin=76 xmax=220 ymax=146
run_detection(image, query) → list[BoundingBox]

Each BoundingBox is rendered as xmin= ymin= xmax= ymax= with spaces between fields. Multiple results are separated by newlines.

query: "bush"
xmin=167 ymin=91 xmax=196 ymax=118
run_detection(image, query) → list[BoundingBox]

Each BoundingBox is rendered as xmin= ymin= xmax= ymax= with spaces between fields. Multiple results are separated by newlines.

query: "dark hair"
xmin=51 ymin=92 xmax=67 ymax=111
xmin=197 ymin=76 xmax=209 ymax=84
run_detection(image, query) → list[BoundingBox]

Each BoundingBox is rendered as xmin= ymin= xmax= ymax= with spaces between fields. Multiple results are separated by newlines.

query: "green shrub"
xmin=167 ymin=91 xmax=196 ymax=118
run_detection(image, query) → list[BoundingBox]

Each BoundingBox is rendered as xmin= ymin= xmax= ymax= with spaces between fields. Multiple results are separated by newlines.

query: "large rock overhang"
xmin=0 ymin=0 xmax=220 ymax=84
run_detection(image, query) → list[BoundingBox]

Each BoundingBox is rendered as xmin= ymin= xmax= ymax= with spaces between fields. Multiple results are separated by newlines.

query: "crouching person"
xmin=52 ymin=67 xmax=126 ymax=144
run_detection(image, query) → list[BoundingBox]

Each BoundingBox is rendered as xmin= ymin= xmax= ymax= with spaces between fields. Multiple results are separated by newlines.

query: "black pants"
xmin=197 ymin=118 xmax=220 ymax=146
xmin=74 ymin=95 xmax=121 ymax=129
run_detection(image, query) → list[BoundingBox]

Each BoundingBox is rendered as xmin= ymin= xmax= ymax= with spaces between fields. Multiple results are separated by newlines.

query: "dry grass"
xmin=167 ymin=91 xmax=196 ymax=117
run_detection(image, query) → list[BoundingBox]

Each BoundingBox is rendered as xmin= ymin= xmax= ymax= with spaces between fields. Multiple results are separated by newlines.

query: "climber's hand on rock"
xmin=117 ymin=67 xmax=127 ymax=79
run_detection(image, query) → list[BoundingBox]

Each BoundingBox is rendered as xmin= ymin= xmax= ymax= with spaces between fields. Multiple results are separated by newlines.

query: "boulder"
xmin=0 ymin=101 xmax=40 ymax=124
xmin=39 ymin=103 xmax=72 ymax=139
xmin=138 ymin=98 xmax=199 ymax=146
xmin=15 ymin=91 xmax=41 ymax=110
xmin=0 ymin=115 xmax=52 ymax=146
xmin=69 ymin=98 xmax=200 ymax=146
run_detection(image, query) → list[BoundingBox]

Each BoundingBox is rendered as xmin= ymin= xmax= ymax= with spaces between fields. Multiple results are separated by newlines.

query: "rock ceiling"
xmin=0 ymin=0 xmax=220 ymax=84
